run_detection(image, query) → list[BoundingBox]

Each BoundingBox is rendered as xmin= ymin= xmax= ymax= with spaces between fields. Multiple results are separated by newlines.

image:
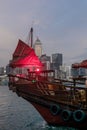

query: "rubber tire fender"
xmin=73 ymin=110 xmax=86 ymax=122
xmin=61 ymin=109 xmax=72 ymax=121
xmin=50 ymin=104 xmax=60 ymax=116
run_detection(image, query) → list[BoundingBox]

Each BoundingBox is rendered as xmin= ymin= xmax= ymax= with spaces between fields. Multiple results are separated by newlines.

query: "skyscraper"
xmin=51 ymin=53 xmax=63 ymax=69
xmin=34 ymin=37 xmax=42 ymax=58
xmin=40 ymin=54 xmax=51 ymax=70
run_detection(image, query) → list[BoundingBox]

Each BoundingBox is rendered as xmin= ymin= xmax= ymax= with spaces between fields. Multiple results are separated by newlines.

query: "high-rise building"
xmin=40 ymin=54 xmax=51 ymax=70
xmin=51 ymin=53 xmax=63 ymax=69
xmin=51 ymin=53 xmax=63 ymax=78
xmin=60 ymin=65 xmax=71 ymax=79
xmin=34 ymin=37 xmax=42 ymax=58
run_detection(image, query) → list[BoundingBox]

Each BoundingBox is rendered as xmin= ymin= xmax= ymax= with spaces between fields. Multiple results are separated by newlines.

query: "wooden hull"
xmin=17 ymin=91 xmax=87 ymax=129
xmin=32 ymin=103 xmax=87 ymax=129
xmin=9 ymin=85 xmax=87 ymax=129
xmin=8 ymin=78 xmax=87 ymax=130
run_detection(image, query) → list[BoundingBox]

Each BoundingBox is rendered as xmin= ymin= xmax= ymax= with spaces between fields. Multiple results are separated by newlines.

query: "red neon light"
xmin=36 ymin=68 xmax=40 ymax=72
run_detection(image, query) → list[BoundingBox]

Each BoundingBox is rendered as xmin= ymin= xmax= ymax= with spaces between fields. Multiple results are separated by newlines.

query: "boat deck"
xmin=8 ymin=70 xmax=87 ymax=111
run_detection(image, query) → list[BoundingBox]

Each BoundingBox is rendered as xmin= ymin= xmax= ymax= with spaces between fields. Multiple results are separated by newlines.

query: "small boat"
xmin=8 ymin=28 xmax=87 ymax=130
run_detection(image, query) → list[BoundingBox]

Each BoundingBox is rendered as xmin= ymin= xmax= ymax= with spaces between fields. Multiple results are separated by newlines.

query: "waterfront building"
xmin=6 ymin=64 xmax=10 ymax=75
xmin=0 ymin=67 xmax=5 ymax=75
xmin=51 ymin=53 xmax=63 ymax=78
xmin=34 ymin=37 xmax=42 ymax=58
xmin=40 ymin=54 xmax=51 ymax=70
xmin=60 ymin=65 xmax=71 ymax=80
xmin=71 ymin=67 xmax=86 ymax=77
xmin=51 ymin=53 xmax=62 ymax=69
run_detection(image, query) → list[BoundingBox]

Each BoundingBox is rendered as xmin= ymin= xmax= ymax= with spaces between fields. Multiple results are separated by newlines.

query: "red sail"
xmin=72 ymin=60 xmax=87 ymax=68
xmin=13 ymin=39 xmax=32 ymax=60
xmin=10 ymin=39 xmax=43 ymax=68
xmin=72 ymin=63 xmax=81 ymax=68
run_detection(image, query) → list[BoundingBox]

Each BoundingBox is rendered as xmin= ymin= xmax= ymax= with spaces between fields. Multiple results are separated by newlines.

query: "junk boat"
xmin=8 ymin=28 xmax=87 ymax=129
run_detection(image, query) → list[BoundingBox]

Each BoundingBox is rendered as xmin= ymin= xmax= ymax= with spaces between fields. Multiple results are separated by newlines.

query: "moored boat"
xmin=8 ymin=28 xmax=87 ymax=130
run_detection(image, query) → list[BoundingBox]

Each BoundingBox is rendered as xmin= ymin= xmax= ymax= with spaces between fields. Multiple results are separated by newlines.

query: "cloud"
xmin=0 ymin=26 xmax=17 ymax=66
xmin=0 ymin=26 xmax=16 ymax=47
xmin=0 ymin=0 xmax=87 ymax=67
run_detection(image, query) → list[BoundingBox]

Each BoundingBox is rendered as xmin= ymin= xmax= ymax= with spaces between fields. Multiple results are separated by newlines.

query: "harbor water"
xmin=0 ymin=85 xmax=78 ymax=130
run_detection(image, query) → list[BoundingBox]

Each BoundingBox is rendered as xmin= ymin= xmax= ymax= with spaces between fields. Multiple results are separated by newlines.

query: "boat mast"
xmin=30 ymin=27 xmax=33 ymax=47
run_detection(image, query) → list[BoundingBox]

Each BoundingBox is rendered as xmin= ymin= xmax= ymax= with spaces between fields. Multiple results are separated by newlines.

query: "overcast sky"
xmin=0 ymin=0 xmax=87 ymax=67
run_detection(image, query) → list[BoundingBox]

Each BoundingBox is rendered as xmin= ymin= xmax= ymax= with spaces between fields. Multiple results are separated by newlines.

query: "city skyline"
xmin=0 ymin=0 xmax=87 ymax=67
